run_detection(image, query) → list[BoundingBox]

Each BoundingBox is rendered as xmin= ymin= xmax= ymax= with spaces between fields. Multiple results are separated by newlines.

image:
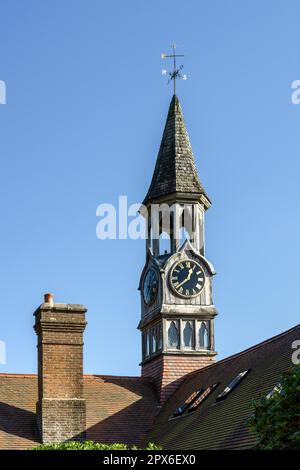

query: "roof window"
xmin=170 ymin=383 xmax=218 ymax=419
xmin=266 ymin=382 xmax=282 ymax=400
xmin=216 ymin=370 xmax=250 ymax=402
xmin=186 ymin=383 xmax=218 ymax=413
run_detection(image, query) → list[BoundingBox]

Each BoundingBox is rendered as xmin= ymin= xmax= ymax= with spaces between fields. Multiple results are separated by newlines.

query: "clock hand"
xmin=176 ymin=268 xmax=194 ymax=288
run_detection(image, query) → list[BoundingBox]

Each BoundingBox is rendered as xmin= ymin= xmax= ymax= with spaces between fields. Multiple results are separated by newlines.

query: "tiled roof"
xmin=84 ymin=376 xmax=159 ymax=447
xmin=1 ymin=324 xmax=299 ymax=450
xmin=146 ymin=324 xmax=300 ymax=450
xmin=0 ymin=374 xmax=39 ymax=450
xmin=0 ymin=375 xmax=159 ymax=450
xmin=143 ymin=95 xmax=208 ymax=205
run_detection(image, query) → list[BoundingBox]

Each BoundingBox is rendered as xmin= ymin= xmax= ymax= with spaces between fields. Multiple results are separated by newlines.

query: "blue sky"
xmin=0 ymin=0 xmax=300 ymax=375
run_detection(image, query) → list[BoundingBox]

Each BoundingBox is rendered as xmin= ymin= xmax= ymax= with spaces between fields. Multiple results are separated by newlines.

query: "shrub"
xmin=31 ymin=441 xmax=162 ymax=450
xmin=248 ymin=364 xmax=300 ymax=449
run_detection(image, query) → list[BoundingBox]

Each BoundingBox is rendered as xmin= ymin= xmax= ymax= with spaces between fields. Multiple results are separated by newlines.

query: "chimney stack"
xmin=34 ymin=294 xmax=87 ymax=444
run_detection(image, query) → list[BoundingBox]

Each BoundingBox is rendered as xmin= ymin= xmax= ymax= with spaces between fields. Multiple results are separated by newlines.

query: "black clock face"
xmin=170 ymin=260 xmax=205 ymax=298
xmin=143 ymin=269 xmax=158 ymax=305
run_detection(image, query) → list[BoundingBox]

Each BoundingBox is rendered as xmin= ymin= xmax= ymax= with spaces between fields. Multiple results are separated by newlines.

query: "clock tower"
xmin=138 ymin=94 xmax=217 ymax=404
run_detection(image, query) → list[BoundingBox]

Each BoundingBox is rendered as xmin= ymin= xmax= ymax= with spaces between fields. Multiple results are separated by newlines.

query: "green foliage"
xmin=249 ymin=364 xmax=300 ymax=449
xmin=31 ymin=440 xmax=162 ymax=450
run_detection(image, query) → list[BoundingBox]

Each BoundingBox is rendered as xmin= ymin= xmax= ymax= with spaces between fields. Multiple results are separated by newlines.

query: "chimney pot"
xmin=44 ymin=293 xmax=54 ymax=306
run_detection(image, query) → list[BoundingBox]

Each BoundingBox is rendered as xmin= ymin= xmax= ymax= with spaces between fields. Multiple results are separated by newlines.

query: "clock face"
xmin=170 ymin=259 xmax=205 ymax=298
xmin=143 ymin=269 xmax=158 ymax=305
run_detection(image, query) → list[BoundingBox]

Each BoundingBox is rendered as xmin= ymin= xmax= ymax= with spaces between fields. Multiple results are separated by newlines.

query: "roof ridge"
xmin=187 ymin=322 xmax=300 ymax=378
xmin=0 ymin=373 xmax=37 ymax=378
xmin=0 ymin=372 xmax=152 ymax=380
xmin=83 ymin=374 xmax=149 ymax=380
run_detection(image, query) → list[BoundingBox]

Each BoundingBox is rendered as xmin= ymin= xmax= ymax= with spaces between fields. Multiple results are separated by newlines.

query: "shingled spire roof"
xmin=143 ymin=94 xmax=210 ymax=206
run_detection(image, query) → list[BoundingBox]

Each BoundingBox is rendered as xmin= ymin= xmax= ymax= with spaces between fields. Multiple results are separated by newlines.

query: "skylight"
xmin=172 ymin=389 xmax=201 ymax=418
xmin=170 ymin=383 xmax=218 ymax=419
xmin=216 ymin=370 xmax=250 ymax=402
xmin=186 ymin=383 xmax=218 ymax=413
xmin=266 ymin=382 xmax=282 ymax=400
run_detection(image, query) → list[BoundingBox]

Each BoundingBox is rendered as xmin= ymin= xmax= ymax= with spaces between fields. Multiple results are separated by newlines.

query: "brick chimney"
xmin=34 ymin=294 xmax=87 ymax=444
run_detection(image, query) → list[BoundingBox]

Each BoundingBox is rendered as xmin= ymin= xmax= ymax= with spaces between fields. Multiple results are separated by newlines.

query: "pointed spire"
xmin=143 ymin=95 xmax=210 ymax=206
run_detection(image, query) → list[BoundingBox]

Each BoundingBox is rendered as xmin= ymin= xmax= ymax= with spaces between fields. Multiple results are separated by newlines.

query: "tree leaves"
xmin=248 ymin=364 xmax=300 ymax=450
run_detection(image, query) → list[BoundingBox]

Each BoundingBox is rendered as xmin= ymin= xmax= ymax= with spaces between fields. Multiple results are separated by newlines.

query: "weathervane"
xmin=161 ymin=43 xmax=187 ymax=95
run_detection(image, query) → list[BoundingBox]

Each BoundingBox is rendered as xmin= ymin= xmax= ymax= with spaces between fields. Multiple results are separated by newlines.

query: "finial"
xmin=161 ymin=43 xmax=187 ymax=95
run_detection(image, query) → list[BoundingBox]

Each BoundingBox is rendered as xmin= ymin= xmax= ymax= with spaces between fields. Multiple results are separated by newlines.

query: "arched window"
xmin=183 ymin=321 xmax=194 ymax=349
xmin=167 ymin=321 xmax=179 ymax=349
xmin=178 ymin=227 xmax=191 ymax=249
xmin=144 ymin=331 xmax=150 ymax=357
xmin=157 ymin=322 xmax=163 ymax=351
xmin=159 ymin=231 xmax=171 ymax=255
xmin=151 ymin=327 xmax=157 ymax=353
xmin=175 ymin=204 xmax=194 ymax=248
xmin=199 ymin=321 xmax=210 ymax=349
